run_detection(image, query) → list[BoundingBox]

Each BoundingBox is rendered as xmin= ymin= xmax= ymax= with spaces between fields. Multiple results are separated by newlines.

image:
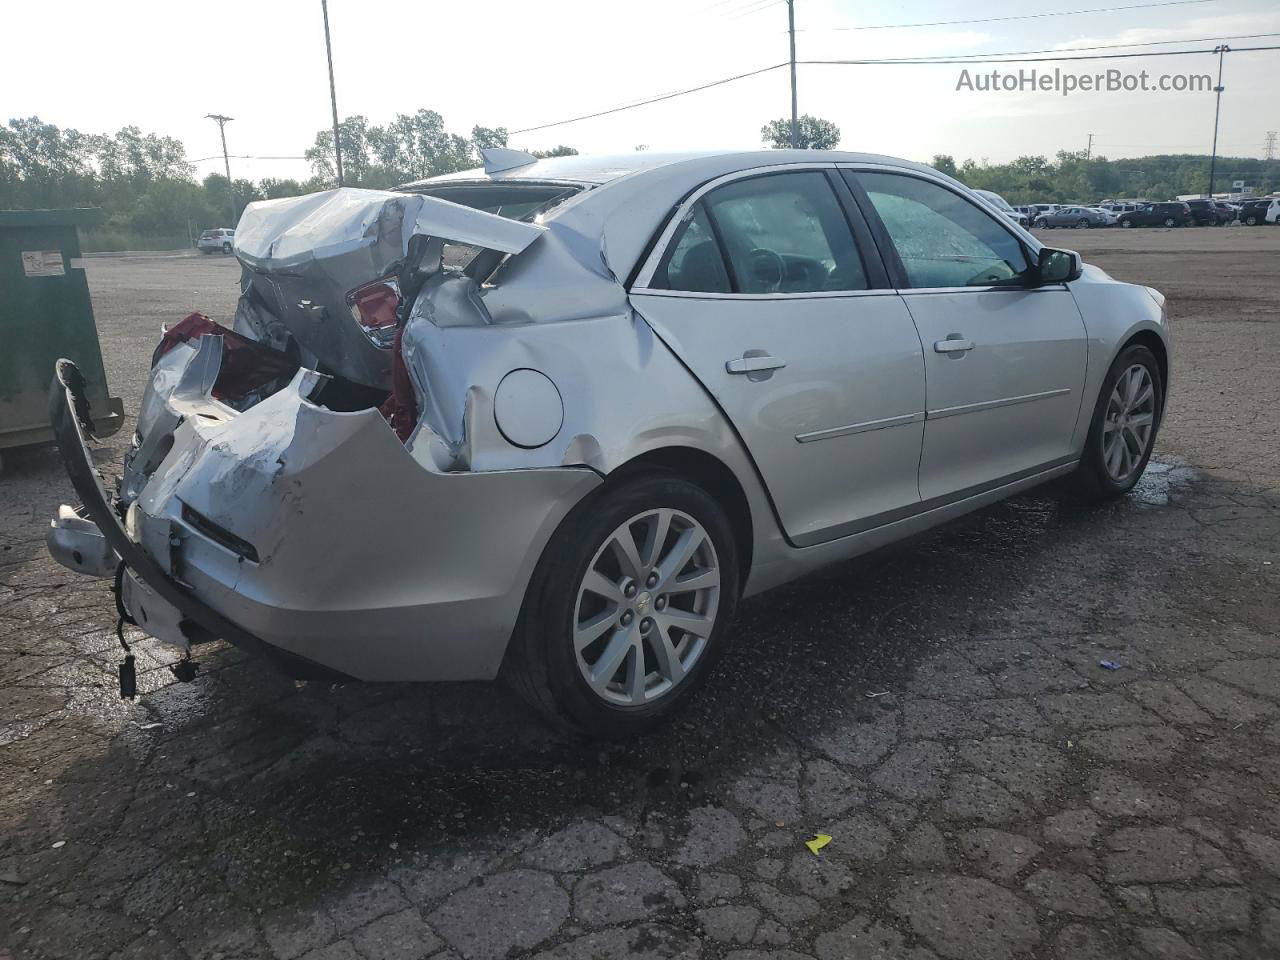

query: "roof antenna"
xmin=481 ymin=148 xmax=537 ymax=174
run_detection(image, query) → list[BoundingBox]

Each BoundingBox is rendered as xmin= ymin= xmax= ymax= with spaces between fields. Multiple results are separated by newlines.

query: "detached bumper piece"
xmin=48 ymin=359 xmax=354 ymax=688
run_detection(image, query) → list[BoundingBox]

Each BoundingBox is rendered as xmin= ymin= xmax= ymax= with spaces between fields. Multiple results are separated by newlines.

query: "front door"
xmin=630 ymin=169 xmax=926 ymax=546
xmin=847 ymin=169 xmax=1088 ymax=501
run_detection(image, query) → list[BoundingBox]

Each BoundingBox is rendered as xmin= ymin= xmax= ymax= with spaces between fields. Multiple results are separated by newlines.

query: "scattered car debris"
xmin=1099 ymin=659 xmax=1122 ymax=670
xmin=865 ymin=691 xmax=891 ymax=699
xmin=805 ymin=833 xmax=832 ymax=855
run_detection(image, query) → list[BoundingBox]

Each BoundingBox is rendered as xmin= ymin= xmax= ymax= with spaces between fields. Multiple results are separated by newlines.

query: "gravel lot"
xmin=2 ymin=227 xmax=1279 ymax=960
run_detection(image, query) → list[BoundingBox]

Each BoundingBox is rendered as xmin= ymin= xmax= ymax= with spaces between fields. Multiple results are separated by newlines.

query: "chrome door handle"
xmin=933 ymin=338 xmax=975 ymax=354
xmin=726 ymin=355 xmax=787 ymax=374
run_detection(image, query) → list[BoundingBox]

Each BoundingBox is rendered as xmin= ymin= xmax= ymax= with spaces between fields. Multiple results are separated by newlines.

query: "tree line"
xmin=4 ymin=110 xmax=1275 ymax=250
xmin=930 ymin=151 xmax=1279 ymax=203
xmin=0 ymin=113 xmax=576 ymax=250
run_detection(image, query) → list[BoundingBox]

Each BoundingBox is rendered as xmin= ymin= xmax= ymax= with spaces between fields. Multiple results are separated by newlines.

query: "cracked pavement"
xmin=2 ymin=228 xmax=1279 ymax=959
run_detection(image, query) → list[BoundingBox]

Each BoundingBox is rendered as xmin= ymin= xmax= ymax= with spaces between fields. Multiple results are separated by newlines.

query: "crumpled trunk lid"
xmin=232 ymin=188 xmax=547 ymax=389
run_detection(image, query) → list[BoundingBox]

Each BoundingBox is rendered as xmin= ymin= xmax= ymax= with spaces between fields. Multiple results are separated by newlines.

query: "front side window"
xmin=702 ymin=172 xmax=867 ymax=294
xmin=853 ymin=172 xmax=1030 ymax=289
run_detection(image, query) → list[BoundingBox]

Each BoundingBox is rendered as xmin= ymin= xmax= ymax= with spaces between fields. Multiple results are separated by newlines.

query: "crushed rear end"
xmin=47 ymin=187 xmax=603 ymax=684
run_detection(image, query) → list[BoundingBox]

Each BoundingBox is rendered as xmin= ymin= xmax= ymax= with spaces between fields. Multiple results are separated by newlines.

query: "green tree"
xmin=260 ymin=178 xmax=305 ymax=199
xmin=760 ymin=115 xmax=841 ymax=150
xmin=931 ymin=154 xmax=958 ymax=178
xmin=530 ymin=145 xmax=579 ymax=158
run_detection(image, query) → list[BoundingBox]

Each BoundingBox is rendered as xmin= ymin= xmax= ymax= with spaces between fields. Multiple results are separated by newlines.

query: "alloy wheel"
xmin=1102 ymin=364 xmax=1157 ymax=483
xmin=573 ymin=508 xmax=720 ymax=706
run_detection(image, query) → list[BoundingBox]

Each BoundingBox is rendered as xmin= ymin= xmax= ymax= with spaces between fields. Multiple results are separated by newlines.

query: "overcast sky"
xmin=3 ymin=0 xmax=1278 ymax=183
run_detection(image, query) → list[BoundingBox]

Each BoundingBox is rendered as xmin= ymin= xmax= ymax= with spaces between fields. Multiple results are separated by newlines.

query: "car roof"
xmin=403 ymin=149 xmax=971 ymax=280
xmin=403 ymin=149 xmax=940 ymax=189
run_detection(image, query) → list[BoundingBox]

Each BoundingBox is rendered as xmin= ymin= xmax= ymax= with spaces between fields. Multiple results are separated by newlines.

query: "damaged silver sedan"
xmin=48 ymin=149 xmax=1171 ymax=735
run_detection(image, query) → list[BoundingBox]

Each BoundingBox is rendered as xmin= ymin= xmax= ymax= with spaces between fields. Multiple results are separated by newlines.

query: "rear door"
xmin=844 ymin=168 xmax=1087 ymax=501
xmin=630 ymin=167 xmax=926 ymax=546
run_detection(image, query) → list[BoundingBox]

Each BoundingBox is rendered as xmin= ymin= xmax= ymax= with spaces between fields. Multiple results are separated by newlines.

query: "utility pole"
xmin=787 ymin=0 xmax=799 ymax=148
xmin=1207 ymin=44 xmax=1229 ymax=197
xmin=1265 ymin=131 xmax=1277 ymax=161
xmin=321 ymin=0 xmax=345 ymax=187
xmin=1085 ymin=133 xmax=1095 ymax=160
xmin=204 ymin=114 xmax=237 ymax=227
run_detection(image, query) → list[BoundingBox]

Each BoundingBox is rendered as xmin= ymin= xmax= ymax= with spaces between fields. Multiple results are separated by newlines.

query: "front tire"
xmin=507 ymin=469 xmax=740 ymax=738
xmin=1074 ymin=344 xmax=1163 ymax=499
xmin=1120 ymin=218 xmax=1133 ymax=228
xmin=1034 ymin=218 xmax=1048 ymax=229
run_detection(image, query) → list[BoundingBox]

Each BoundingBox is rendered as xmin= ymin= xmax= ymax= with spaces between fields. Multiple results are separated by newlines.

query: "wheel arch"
xmin=611 ymin=446 xmax=755 ymax=589
xmin=1119 ymin=329 xmax=1169 ymax=413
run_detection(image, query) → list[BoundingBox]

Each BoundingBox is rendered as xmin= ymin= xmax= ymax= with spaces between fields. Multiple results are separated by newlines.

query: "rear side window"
xmin=653 ymin=204 xmax=730 ymax=293
xmin=652 ymin=171 xmax=868 ymax=294
xmin=705 ymin=172 xmax=867 ymax=293
xmin=853 ymin=171 xmax=1030 ymax=289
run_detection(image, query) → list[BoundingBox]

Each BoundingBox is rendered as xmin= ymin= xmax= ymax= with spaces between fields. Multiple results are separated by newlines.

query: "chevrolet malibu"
xmin=48 ymin=149 xmax=1171 ymax=737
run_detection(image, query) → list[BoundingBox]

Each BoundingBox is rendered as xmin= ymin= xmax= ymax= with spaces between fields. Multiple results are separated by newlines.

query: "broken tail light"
xmin=346 ymin=278 xmax=401 ymax=349
xmin=151 ymin=313 xmax=298 ymax=409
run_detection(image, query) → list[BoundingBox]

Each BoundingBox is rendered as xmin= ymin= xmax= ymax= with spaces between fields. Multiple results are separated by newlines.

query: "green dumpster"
xmin=0 ymin=209 xmax=123 ymax=464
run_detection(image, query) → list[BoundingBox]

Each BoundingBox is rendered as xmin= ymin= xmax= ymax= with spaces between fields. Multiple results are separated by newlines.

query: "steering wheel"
xmin=747 ymin=248 xmax=785 ymax=292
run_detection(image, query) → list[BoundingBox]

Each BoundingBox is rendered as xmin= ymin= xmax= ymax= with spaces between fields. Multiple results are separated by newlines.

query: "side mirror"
xmin=1035 ymin=247 xmax=1083 ymax=285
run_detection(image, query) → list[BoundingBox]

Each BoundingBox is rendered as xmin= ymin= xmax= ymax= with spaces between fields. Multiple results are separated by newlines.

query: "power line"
xmin=800 ymin=42 xmax=1280 ymax=66
xmin=509 ymin=42 xmax=1280 ymax=135
xmin=191 ymin=154 xmax=308 ymax=163
xmin=509 ymin=62 xmax=788 ymax=134
xmin=797 ymin=0 xmax=1215 ymax=32
xmin=882 ymin=32 xmax=1280 ymax=62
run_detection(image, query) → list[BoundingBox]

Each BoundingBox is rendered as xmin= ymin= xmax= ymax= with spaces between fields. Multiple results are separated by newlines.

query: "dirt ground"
xmin=1 ymin=226 xmax=1278 ymax=960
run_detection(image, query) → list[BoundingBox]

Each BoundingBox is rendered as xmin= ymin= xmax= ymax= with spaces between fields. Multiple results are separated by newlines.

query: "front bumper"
xmin=49 ymin=356 xmax=600 ymax=682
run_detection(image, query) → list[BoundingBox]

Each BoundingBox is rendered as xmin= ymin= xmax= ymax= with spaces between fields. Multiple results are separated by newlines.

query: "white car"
xmin=197 ymin=228 xmax=235 ymax=254
xmin=1266 ymin=200 xmax=1280 ymax=224
xmin=974 ymin=189 xmax=1029 ymax=227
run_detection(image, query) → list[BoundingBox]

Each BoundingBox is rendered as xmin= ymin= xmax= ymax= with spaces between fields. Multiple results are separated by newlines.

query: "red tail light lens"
xmin=347 ymin=279 xmax=401 ymax=348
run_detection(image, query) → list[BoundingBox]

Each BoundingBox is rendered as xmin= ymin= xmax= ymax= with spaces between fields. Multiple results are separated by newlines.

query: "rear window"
xmin=405 ymin=182 xmax=582 ymax=269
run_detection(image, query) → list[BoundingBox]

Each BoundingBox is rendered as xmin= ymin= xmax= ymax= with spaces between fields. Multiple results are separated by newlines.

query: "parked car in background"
xmin=1185 ymin=198 xmax=1226 ymax=226
xmin=46 ymin=149 xmax=1172 ymax=735
xmin=1100 ymin=202 xmax=1146 ymax=217
xmin=973 ymin=189 xmax=1030 ymax=227
xmin=1215 ymin=201 xmax=1237 ymax=223
xmin=1117 ymin=202 xmax=1192 ymax=228
xmin=197 ymin=228 xmax=235 ymax=254
xmin=1028 ymin=203 xmax=1060 ymax=220
xmin=1267 ymin=200 xmax=1280 ymax=225
xmin=1235 ymin=199 xmax=1277 ymax=226
xmin=1034 ymin=205 xmax=1114 ymax=229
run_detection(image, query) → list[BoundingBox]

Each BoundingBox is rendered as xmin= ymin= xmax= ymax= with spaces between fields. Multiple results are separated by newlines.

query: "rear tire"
xmin=1163 ymin=217 xmax=1177 ymax=227
xmin=1074 ymin=344 xmax=1164 ymax=500
xmin=506 ymin=469 xmax=740 ymax=738
xmin=1077 ymin=219 xmax=1090 ymax=229
xmin=222 ymin=242 xmax=232 ymax=254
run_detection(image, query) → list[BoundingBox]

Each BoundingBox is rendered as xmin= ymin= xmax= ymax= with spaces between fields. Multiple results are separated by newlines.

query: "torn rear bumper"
xmin=49 ymin=358 xmax=600 ymax=682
